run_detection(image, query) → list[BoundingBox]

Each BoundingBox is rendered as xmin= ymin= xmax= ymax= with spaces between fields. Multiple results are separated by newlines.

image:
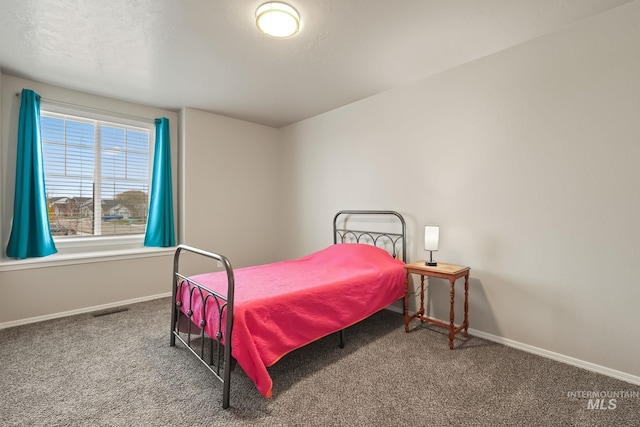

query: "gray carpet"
xmin=1 ymin=297 xmax=639 ymax=426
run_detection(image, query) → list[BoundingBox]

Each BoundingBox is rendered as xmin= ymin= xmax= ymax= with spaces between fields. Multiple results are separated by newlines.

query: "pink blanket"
xmin=176 ymin=243 xmax=405 ymax=398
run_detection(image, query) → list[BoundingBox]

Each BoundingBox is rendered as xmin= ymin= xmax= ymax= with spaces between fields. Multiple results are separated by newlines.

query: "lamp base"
xmin=425 ymin=250 xmax=437 ymax=266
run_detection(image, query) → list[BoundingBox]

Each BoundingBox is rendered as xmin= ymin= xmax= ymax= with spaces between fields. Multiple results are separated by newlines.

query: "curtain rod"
xmin=15 ymin=92 xmax=156 ymax=125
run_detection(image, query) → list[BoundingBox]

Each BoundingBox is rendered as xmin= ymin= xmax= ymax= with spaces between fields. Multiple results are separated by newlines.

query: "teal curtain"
xmin=6 ymin=89 xmax=57 ymax=259
xmin=144 ymin=117 xmax=175 ymax=247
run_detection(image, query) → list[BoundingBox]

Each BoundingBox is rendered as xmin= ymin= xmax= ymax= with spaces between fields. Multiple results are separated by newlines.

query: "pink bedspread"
xmin=176 ymin=243 xmax=405 ymax=398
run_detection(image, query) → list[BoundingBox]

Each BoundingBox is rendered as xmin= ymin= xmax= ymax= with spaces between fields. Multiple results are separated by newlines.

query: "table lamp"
xmin=424 ymin=225 xmax=439 ymax=266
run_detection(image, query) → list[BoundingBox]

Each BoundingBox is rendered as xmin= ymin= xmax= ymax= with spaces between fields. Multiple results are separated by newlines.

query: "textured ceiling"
xmin=0 ymin=0 xmax=633 ymax=128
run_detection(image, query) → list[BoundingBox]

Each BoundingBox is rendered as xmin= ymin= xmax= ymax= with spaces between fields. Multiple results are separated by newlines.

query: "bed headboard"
xmin=333 ymin=210 xmax=407 ymax=262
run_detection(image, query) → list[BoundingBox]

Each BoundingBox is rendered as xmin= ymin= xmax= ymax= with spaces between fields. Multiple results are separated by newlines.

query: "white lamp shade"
xmin=256 ymin=2 xmax=300 ymax=38
xmin=424 ymin=226 xmax=439 ymax=251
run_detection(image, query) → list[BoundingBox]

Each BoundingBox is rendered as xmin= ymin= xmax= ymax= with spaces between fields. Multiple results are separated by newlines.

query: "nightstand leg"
xmin=449 ymin=279 xmax=455 ymax=350
xmin=463 ymin=273 xmax=469 ymax=337
xmin=403 ymin=270 xmax=410 ymax=333
xmin=419 ymin=275 xmax=425 ymax=318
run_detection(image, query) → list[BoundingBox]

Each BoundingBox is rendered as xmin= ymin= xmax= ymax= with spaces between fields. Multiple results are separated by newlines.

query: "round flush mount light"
xmin=256 ymin=2 xmax=300 ymax=38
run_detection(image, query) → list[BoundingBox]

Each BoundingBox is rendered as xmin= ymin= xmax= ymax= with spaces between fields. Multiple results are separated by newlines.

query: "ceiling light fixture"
xmin=255 ymin=2 xmax=300 ymax=38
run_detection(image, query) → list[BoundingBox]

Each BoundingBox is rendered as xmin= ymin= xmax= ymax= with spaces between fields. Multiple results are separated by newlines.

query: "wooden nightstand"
xmin=404 ymin=261 xmax=470 ymax=349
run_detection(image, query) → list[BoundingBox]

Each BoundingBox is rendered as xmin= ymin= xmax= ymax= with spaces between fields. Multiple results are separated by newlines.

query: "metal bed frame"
xmin=170 ymin=210 xmax=406 ymax=409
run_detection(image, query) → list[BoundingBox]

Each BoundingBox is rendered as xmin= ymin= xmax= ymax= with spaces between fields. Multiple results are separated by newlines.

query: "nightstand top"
xmin=404 ymin=260 xmax=469 ymax=275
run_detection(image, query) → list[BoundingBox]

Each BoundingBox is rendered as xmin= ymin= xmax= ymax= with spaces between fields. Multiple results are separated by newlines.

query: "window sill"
xmin=0 ymin=246 xmax=175 ymax=272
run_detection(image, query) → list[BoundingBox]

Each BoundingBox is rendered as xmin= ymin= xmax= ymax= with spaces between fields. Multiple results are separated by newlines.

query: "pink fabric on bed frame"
xmin=176 ymin=243 xmax=405 ymax=398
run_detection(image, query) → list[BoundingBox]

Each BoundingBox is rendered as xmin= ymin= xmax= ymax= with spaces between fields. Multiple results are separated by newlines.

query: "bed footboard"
xmin=170 ymin=245 xmax=235 ymax=409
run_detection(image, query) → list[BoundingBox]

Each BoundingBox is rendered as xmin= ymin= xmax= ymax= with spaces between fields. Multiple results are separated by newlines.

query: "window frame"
xmin=39 ymin=101 xmax=156 ymax=254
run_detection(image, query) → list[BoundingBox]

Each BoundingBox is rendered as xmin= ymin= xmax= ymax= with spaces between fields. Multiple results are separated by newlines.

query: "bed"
xmin=170 ymin=210 xmax=407 ymax=408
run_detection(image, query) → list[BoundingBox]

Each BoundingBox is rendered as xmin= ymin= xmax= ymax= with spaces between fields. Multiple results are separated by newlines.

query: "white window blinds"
xmin=40 ymin=108 xmax=153 ymax=238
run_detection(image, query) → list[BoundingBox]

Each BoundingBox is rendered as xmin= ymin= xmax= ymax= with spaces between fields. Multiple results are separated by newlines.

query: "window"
xmin=40 ymin=105 xmax=154 ymax=242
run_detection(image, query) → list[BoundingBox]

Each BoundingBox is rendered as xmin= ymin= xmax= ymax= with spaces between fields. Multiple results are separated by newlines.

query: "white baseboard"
xmin=384 ymin=305 xmax=640 ymax=387
xmin=468 ymin=328 xmax=640 ymax=387
xmin=0 ymin=292 xmax=172 ymax=330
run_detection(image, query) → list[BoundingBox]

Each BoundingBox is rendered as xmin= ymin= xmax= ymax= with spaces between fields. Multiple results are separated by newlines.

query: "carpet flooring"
xmin=1 ymin=297 xmax=639 ymax=426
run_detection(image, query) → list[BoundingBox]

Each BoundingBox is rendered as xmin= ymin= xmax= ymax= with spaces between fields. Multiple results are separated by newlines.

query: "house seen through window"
xmin=40 ymin=106 xmax=154 ymax=239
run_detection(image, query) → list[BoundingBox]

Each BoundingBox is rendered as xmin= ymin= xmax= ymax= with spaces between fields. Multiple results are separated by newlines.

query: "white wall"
xmin=179 ymin=107 xmax=280 ymax=274
xmin=0 ymin=81 xmax=281 ymax=326
xmin=0 ymin=75 xmax=179 ymax=324
xmin=278 ymin=2 xmax=640 ymax=380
